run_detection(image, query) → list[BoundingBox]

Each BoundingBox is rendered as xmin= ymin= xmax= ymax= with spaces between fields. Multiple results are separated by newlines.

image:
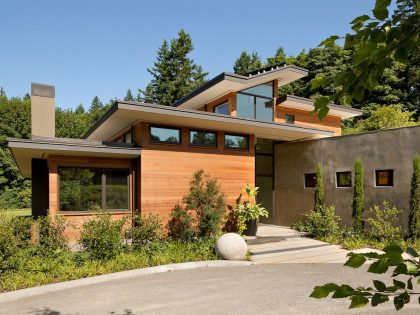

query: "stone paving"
xmin=247 ymin=224 xmax=351 ymax=264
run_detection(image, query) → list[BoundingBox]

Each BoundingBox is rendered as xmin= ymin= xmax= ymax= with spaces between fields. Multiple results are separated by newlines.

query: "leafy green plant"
xmin=311 ymin=245 xmax=420 ymax=311
xmin=314 ymin=164 xmax=324 ymax=213
xmin=183 ymin=169 xmax=226 ymax=238
xmin=37 ymin=214 xmax=69 ymax=252
xmin=293 ymin=205 xmax=340 ymax=237
xmin=366 ymin=201 xmax=402 ymax=243
xmin=352 ymin=158 xmax=364 ymax=232
xmin=132 ymin=213 xmax=163 ymax=248
xmin=409 ymin=154 xmax=420 ymax=239
xmin=79 ymin=213 xmax=127 ymax=260
xmin=234 ymin=184 xmax=268 ymax=234
xmin=167 ymin=204 xmax=197 ymax=241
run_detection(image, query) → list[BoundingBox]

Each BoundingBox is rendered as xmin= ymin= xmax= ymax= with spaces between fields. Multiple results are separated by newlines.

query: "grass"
xmin=3 ymin=208 xmax=31 ymax=216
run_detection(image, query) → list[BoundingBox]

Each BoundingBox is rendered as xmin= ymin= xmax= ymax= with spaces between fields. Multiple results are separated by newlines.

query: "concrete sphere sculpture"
xmin=215 ymin=233 xmax=247 ymax=260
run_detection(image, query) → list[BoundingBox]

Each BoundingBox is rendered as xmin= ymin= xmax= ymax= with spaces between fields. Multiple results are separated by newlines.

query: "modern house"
xmin=8 ymin=63 xmax=419 ymax=238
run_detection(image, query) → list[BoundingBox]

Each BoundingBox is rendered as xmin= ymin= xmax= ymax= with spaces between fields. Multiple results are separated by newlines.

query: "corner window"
xmin=190 ymin=130 xmax=217 ymax=147
xmin=236 ymin=82 xmax=274 ymax=122
xmin=336 ymin=171 xmax=352 ymax=188
xmin=224 ymin=134 xmax=249 ymax=150
xmin=304 ymin=173 xmax=316 ymax=188
xmin=59 ymin=167 xmax=129 ymax=211
xmin=285 ymin=114 xmax=295 ymax=124
xmin=150 ymin=126 xmax=181 ymax=144
xmin=375 ymin=170 xmax=394 ymax=187
xmin=214 ymin=102 xmax=229 ymax=115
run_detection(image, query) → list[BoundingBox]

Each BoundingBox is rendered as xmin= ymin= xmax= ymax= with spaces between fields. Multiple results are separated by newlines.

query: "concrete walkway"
xmin=248 ymin=225 xmax=350 ymax=264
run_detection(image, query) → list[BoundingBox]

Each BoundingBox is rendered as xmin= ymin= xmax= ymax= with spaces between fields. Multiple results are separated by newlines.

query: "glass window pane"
xmin=124 ymin=130 xmax=132 ymax=143
xmin=150 ymin=126 xmax=181 ymax=144
xmin=256 ymin=176 xmax=273 ymax=224
xmin=256 ymin=138 xmax=274 ymax=154
xmin=224 ymin=134 xmax=249 ymax=150
xmin=105 ymin=169 xmax=129 ymax=210
xmin=305 ymin=173 xmax=316 ymax=188
xmin=241 ymin=82 xmax=273 ymax=98
xmin=236 ymin=94 xmax=254 ymax=119
xmin=336 ymin=172 xmax=352 ymax=187
xmin=285 ymin=114 xmax=295 ymax=124
xmin=214 ymin=102 xmax=229 ymax=115
xmin=59 ymin=167 xmax=102 ymax=211
xmin=190 ymin=130 xmax=217 ymax=147
xmin=375 ymin=170 xmax=394 ymax=186
xmin=255 ymin=97 xmax=273 ymax=121
xmin=256 ymin=155 xmax=273 ymax=175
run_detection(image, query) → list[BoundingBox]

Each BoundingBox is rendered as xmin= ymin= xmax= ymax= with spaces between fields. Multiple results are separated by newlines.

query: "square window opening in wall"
xmin=285 ymin=114 xmax=295 ymax=124
xmin=304 ymin=173 xmax=316 ymax=188
xmin=336 ymin=171 xmax=352 ymax=188
xmin=375 ymin=169 xmax=394 ymax=187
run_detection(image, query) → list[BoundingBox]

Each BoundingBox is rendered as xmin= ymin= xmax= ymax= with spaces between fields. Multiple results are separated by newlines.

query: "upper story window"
xmin=123 ymin=129 xmax=133 ymax=143
xmin=214 ymin=102 xmax=229 ymax=115
xmin=285 ymin=114 xmax=295 ymax=124
xmin=375 ymin=169 xmax=394 ymax=187
xmin=224 ymin=134 xmax=249 ymax=150
xmin=150 ymin=126 xmax=181 ymax=144
xmin=236 ymin=82 xmax=274 ymax=121
xmin=190 ymin=130 xmax=217 ymax=147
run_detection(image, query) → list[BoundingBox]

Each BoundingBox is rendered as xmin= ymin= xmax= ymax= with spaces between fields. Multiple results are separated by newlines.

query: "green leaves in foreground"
xmin=310 ymin=244 xmax=420 ymax=311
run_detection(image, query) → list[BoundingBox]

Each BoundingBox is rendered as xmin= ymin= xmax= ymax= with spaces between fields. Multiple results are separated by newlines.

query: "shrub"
xmin=366 ymin=201 xmax=402 ymax=242
xmin=293 ymin=205 xmax=340 ymax=237
xmin=132 ymin=213 xmax=163 ymax=248
xmin=167 ymin=204 xmax=196 ymax=241
xmin=37 ymin=214 xmax=68 ymax=252
xmin=80 ymin=213 xmax=127 ymax=260
xmin=184 ymin=169 xmax=225 ymax=237
xmin=314 ymin=163 xmax=324 ymax=213
xmin=408 ymin=154 xmax=420 ymax=239
xmin=352 ymin=158 xmax=364 ymax=232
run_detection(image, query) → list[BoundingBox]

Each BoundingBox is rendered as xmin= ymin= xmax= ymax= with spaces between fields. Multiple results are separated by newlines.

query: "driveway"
xmin=0 ymin=264 xmax=418 ymax=315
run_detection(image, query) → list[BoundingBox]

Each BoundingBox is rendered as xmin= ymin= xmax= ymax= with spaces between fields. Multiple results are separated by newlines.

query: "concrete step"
xmin=254 ymin=248 xmax=348 ymax=264
xmin=249 ymin=240 xmax=333 ymax=254
xmin=252 ymin=244 xmax=344 ymax=261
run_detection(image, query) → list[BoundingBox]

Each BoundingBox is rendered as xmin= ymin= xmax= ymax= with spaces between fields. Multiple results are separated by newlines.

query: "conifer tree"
xmin=138 ymin=29 xmax=208 ymax=106
xmin=0 ymin=87 xmax=6 ymax=98
xmin=352 ymin=158 xmax=364 ymax=232
xmin=314 ymin=163 xmax=325 ymax=213
xmin=266 ymin=47 xmax=287 ymax=65
xmin=233 ymin=51 xmax=262 ymax=75
xmin=408 ymin=154 xmax=420 ymax=239
xmin=124 ymin=89 xmax=134 ymax=101
xmin=89 ymin=96 xmax=104 ymax=122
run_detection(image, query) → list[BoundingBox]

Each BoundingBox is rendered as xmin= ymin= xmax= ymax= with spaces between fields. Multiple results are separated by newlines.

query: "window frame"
xmin=213 ymin=102 xmax=229 ymax=115
xmin=189 ymin=129 xmax=218 ymax=148
xmin=223 ymin=133 xmax=250 ymax=151
xmin=58 ymin=166 xmax=131 ymax=213
xmin=149 ymin=125 xmax=182 ymax=145
xmin=236 ymin=81 xmax=275 ymax=121
xmin=336 ymin=171 xmax=352 ymax=188
xmin=304 ymin=173 xmax=316 ymax=188
xmin=375 ymin=169 xmax=394 ymax=187
xmin=285 ymin=114 xmax=295 ymax=124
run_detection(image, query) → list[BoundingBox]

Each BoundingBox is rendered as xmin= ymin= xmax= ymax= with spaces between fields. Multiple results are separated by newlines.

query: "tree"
xmin=266 ymin=47 xmax=287 ymax=66
xmin=138 ymin=29 xmax=208 ymax=106
xmin=310 ymin=0 xmax=420 ymax=119
xmin=124 ymin=89 xmax=134 ymax=101
xmin=343 ymin=105 xmax=418 ymax=134
xmin=352 ymin=158 xmax=364 ymax=232
xmin=314 ymin=164 xmax=324 ymax=213
xmin=88 ymin=96 xmax=105 ymax=123
xmin=408 ymin=154 xmax=420 ymax=239
xmin=233 ymin=51 xmax=262 ymax=75
xmin=0 ymin=87 xmax=6 ymax=98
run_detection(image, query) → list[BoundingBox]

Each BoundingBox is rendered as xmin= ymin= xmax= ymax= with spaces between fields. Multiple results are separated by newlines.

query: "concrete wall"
xmin=274 ymin=126 xmax=420 ymax=228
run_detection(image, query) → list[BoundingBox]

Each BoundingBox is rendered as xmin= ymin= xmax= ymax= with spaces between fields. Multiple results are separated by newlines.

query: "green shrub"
xmin=408 ymin=154 xmax=420 ymax=239
xmin=366 ymin=201 xmax=402 ymax=242
xmin=352 ymin=158 xmax=364 ymax=232
xmin=37 ymin=214 xmax=69 ymax=252
xmin=132 ymin=213 xmax=163 ymax=248
xmin=314 ymin=163 xmax=324 ymax=212
xmin=167 ymin=204 xmax=196 ymax=241
xmin=293 ymin=205 xmax=340 ymax=237
xmin=184 ymin=169 xmax=225 ymax=237
xmin=80 ymin=213 xmax=127 ymax=260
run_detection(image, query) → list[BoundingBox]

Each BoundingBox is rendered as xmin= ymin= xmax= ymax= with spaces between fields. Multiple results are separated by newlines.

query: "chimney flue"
xmin=31 ymin=83 xmax=55 ymax=138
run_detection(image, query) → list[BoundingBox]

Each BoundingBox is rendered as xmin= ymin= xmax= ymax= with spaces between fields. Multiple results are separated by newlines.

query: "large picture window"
xmin=224 ymin=134 xmax=249 ymax=150
xmin=59 ymin=167 xmax=129 ymax=212
xmin=190 ymin=130 xmax=217 ymax=147
xmin=150 ymin=126 xmax=181 ymax=144
xmin=236 ymin=82 xmax=274 ymax=121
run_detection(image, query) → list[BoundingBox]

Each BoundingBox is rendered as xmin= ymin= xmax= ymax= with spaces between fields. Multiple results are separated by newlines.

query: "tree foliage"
xmin=138 ymin=29 xmax=208 ymax=105
xmin=353 ymin=159 xmax=365 ymax=232
xmin=233 ymin=51 xmax=263 ymax=75
xmin=314 ymin=164 xmax=325 ymax=213
xmin=409 ymin=154 xmax=420 ymax=239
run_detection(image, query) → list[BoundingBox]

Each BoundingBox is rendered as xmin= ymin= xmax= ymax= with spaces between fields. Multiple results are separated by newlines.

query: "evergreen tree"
xmin=352 ymin=158 xmax=364 ymax=232
xmin=138 ymin=29 xmax=208 ymax=106
xmin=314 ymin=163 xmax=324 ymax=213
xmin=233 ymin=51 xmax=263 ymax=75
xmin=266 ymin=47 xmax=287 ymax=66
xmin=0 ymin=87 xmax=6 ymax=98
xmin=89 ymin=96 xmax=104 ymax=122
xmin=23 ymin=93 xmax=30 ymax=100
xmin=408 ymin=154 xmax=420 ymax=239
xmin=124 ymin=89 xmax=134 ymax=101
xmin=75 ymin=104 xmax=85 ymax=114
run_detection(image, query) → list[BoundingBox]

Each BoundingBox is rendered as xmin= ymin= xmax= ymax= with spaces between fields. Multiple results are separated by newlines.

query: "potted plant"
xmin=235 ymin=184 xmax=268 ymax=236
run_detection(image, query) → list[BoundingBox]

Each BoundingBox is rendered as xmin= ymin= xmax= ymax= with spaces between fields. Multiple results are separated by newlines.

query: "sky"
xmin=1 ymin=0 xmax=381 ymax=109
